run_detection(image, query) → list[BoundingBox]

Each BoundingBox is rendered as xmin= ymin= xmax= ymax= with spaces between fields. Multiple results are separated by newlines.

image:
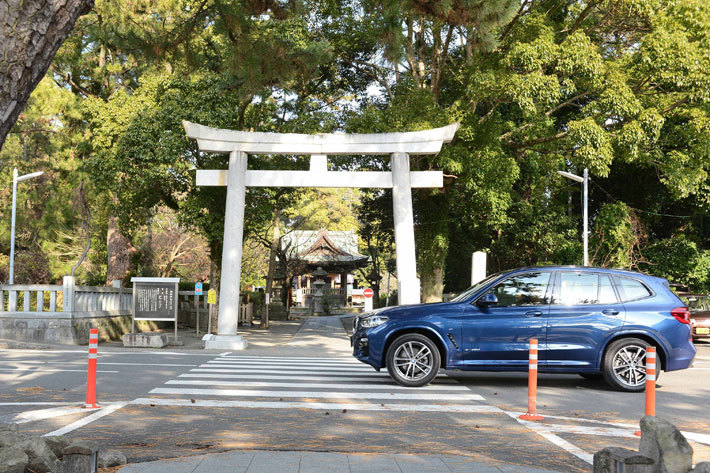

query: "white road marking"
xmin=191 ymin=368 xmax=394 ymax=377
xmin=12 ymin=405 xmax=89 ymax=424
xmin=508 ymin=413 xmax=593 ymax=464
xmin=177 ymin=373 xmax=458 ymax=384
xmin=503 ymin=412 xmax=710 ymax=446
xmin=0 ymin=368 xmax=119 ymax=373
xmin=0 ymin=402 xmax=80 ymax=406
xmin=219 ymin=356 xmax=356 ymax=361
xmin=543 ymin=423 xmax=637 ymax=438
xmin=42 ymin=402 xmax=127 ymax=437
xmin=0 ymin=349 xmax=222 ymax=356
xmin=131 ymin=398 xmax=501 ymax=413
xmin=213 ymin=359 xmax=365 ymax=366
xmin=3 ymin=361 xmax=196 ymax=367
xmin=684 ymin=432 xmax=710 ymax=445
xmin=149 ymin=387 xmax=485 ymax=401
xmin=165 ymin=379 xmax=470 ymax=391
xmin=203 ymin=362 xmax=373 ymax=371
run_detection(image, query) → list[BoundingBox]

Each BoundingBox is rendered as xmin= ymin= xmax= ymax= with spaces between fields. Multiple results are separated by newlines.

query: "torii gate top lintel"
xmin=182 ymin=120 xmax=459 ymax=155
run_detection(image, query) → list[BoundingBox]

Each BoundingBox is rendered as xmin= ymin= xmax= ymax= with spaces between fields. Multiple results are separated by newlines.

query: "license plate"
xmin=697 ymin=327 xmax=710 ymax=335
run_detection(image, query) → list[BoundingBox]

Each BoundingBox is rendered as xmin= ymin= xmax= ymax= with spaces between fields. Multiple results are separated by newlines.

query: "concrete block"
xmin=122 ymin=332 xmax=169 ymax=348
xmin=689 ymin=463 xmax=710 ymax=473
xmin=203 ymin=334 xmax=248 ymax=350
xmin=0 ymin=446 xmax=29 ymax=473
xmin=594 ymin=447 xmax=654 ymax=473
xmin=639 ymin=416 xmax=693 ymax=473
xmin=62 ymin=441 xmax=98 ymax=473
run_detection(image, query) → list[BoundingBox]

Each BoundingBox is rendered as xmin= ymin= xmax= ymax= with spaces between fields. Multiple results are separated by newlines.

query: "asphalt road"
xmin=0 ymin=329 xmax=708 ymax=472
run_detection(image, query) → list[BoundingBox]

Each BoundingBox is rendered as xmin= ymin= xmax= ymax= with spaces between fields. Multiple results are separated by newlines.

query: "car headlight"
xmin=360 ymin=315 xmax=389 ymax=328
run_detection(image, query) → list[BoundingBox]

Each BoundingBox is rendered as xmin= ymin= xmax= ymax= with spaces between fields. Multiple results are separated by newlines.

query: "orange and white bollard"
xmin=520 ymin=338 xmax=544 ymax=421
xmin=85 ymin=328 xmax=100 ymax=408
xmin=635 ymin=346 xmax=656 ymax=436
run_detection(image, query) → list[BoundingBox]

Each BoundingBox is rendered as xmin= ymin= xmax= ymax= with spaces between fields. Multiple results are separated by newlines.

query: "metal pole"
xmin=583 ymin=168 xmax=589 ymax=267
xmin=9 ymin=168 xmax=18 ymax=284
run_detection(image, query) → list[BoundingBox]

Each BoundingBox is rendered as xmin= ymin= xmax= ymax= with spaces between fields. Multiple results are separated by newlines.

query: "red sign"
xmin=363 ymin=287 xmax=374 ymax=299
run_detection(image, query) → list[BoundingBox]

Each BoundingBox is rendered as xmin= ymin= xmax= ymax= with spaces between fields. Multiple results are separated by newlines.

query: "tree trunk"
xmin=417 ymin=193 xmax=450 ymax=303
xmin=263 ymin=208 xmax=281 ymax=329
xmin=0 ymin=0 xmax=94 ymax=149
xmin=106 ymin=215 xmax=137 ymax=284
xmin=421 ymin=266 xmax=445 ymax=303
xmin=209 ymin=239 xmax=219 ymax=290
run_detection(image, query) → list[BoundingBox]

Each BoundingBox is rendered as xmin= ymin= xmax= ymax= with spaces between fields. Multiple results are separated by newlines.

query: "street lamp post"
xmin=557 ymin=168 xmax=589 ymax=266
xmin=9 ymin=168 xmax=44 ymax=284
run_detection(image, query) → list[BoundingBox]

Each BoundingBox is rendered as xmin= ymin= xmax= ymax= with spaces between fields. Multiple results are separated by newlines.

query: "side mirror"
xmin=477 ymin=293 xmax=498 ymax=307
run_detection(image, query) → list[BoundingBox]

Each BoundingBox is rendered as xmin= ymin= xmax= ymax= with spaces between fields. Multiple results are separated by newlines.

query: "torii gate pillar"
xmin=184 ymin=121 xmax=459 ymax=350
xmin=391 ymin=152 xmax=420 ymax=304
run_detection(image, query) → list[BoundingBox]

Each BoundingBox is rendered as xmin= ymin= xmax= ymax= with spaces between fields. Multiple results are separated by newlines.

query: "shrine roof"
xmin=281 ymin=230 xmax=369 ymax=265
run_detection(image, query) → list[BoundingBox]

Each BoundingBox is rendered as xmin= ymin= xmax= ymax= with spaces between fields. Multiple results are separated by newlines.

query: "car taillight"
xmin=671 ymin=307 xmax=690 ymax=324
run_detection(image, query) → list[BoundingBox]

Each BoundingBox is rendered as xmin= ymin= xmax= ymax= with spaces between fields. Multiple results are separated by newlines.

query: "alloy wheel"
xmin=611 ymin=344 xmax=647 ymax=388
xmin=392 ymin=341 xmax=433 ymax=382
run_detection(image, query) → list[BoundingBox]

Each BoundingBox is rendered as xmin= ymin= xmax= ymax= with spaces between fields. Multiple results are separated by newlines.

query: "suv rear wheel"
xmin=386 ymin=333 xmax=440 ymax=387
xmin=602 ymin=337 xmax=659 ymax=392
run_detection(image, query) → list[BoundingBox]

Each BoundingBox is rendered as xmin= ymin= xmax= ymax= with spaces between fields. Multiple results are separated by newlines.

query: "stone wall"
xmin=0 ymin=314 xmax=158 ymax=345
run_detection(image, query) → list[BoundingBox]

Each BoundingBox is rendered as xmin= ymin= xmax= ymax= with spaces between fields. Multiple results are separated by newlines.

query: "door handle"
xmin=602 ymin=309 xmax=620 ymax=316
xmin=525 ymin=310 xmax=543 ymax=317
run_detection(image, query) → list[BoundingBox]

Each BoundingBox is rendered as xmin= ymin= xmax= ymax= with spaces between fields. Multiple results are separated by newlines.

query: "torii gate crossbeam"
xmin=184 ymin=121 xmax=459 ymax=350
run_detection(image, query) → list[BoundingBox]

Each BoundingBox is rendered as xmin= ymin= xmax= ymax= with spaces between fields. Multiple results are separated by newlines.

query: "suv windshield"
xmin=450 ymin=272 xmax=506 ymax=302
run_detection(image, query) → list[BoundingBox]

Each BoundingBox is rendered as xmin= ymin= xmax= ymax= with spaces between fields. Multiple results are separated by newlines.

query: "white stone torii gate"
xmin=183 ymin=120 xmax=459 ymax=350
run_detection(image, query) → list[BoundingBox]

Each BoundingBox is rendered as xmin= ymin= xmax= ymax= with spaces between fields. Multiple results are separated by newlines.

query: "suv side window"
xmin=558 ymin=272 xmax=599 ymax=305
xmin=617 ymin=277 xmax=652 ymax=302
xmin=486 ymin=272 xmax=551 ymax=307
xmin=556 ymin=272 xmax=619 ymax=305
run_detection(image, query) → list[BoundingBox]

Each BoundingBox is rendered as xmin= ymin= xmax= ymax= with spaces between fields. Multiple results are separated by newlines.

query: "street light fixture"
xmin=9 ymin=168 xmax=44 ymax=284
xmin=557 ymin=168 xmax=589 ymax=266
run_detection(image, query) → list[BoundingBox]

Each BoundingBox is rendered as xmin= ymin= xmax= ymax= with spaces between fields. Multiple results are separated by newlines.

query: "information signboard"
xmin=131 ymin=277 xmax=180 ymax=340
xmin=195 ymin=282 xmax=203 ymax=295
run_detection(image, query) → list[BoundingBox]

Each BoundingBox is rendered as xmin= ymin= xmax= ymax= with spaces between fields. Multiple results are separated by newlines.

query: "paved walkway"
xmin=117 ymin=450 xmax=564 ymax=473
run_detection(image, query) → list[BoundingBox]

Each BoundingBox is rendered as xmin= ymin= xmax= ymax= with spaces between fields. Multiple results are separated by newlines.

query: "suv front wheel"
xmin=602 ymin=337 xmax=659 ymax=392
xmin=386 ymin=333 xmax=440 ymax=387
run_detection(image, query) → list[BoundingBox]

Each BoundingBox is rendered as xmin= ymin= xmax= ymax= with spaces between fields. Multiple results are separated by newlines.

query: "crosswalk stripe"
xmin=204 ymin=362 xmax=374 ymax=371
xmin=149 ymin=387 xmax=485 ymax=401
xmin=196 ymin=366 xmax=387 ymax=374
xmin=165 ymin=379 xmax=470 ymax=391
xmin=219 ymin=356 xmax=356 ymax=361
xmin=190 ymin=368 xmax=448 ymax=378
xmin=206 ymin=359 xmax=368 ymax=367
xmin=132 ymin=398 xmax=501 ymax=413
xmin=177 ymin=373 xmax=458 ymax=384
xmin=218 ymin=357 xmax=363 ymax=364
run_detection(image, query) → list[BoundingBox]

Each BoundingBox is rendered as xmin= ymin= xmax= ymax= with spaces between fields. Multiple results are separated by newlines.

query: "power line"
xmin=590 ymin=180 xmax=693 ymax=219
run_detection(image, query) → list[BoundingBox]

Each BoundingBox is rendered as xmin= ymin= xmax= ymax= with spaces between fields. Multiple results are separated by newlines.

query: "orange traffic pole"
xmin=520 ymin=338 xmax=544 ymax=421
xmin=635 ymin=346 xmax=656 ymax=436
xmin=85 ymin=328 xmax=100 ymax=408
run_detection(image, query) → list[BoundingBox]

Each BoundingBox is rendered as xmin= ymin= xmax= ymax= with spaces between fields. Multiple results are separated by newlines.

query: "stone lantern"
xmin=311 ymin=266 xmax=328 ymax=314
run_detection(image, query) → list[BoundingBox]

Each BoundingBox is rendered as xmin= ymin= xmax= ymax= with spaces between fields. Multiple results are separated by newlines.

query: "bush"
xmin=641 ymin=235 xmax=710 ymax=292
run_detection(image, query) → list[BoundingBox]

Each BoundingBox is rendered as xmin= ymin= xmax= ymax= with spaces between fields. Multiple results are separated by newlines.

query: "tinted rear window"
xmin=617 ymin=277 xmax=652 ymax=302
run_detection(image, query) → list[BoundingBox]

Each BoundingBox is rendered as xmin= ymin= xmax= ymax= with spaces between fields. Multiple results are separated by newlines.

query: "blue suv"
xmin=351 ymin=266 xmax=696 ymax=391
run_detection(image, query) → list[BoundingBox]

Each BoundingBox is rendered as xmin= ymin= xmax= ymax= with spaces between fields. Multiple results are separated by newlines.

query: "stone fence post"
xmin=62 ymin=276 xmax=75 ymax=314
